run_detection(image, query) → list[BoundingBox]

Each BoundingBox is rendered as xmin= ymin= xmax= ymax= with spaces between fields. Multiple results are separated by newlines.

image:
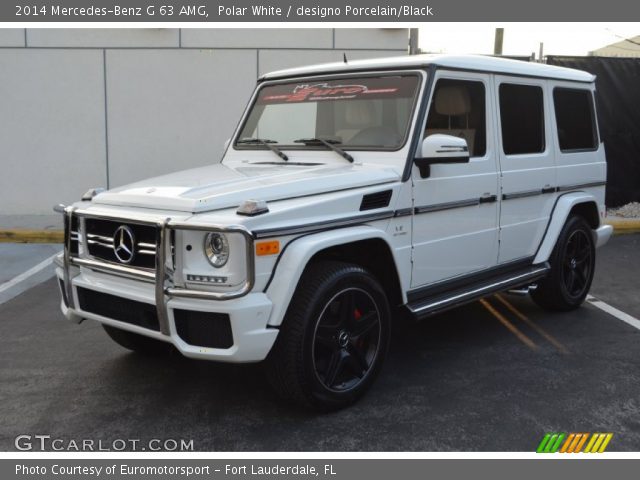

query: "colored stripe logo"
xmin=537 ymin=433 xmax=613 ymax=453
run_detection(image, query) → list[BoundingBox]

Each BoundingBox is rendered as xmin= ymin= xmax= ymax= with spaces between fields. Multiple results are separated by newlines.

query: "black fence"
xmin=547 ymin=56 xmax=640 ymax=208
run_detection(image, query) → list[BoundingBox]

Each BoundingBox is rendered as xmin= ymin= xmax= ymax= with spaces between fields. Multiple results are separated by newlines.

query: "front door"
xmin=411 ymin=71 xmax=500 ymax=288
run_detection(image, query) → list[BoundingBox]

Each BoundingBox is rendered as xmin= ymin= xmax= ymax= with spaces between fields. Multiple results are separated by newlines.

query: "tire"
xmin=102 ymin=324 xmax=170 ymax=355
xmin=266 ymin=261 xmax=391 ymax=411
xmin=532 ymin=215 xmax=596 ymax=312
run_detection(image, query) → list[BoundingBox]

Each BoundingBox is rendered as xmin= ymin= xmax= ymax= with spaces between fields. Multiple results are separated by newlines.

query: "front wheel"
xmin=532 ymin=215 xmax=596 ymax=311
xmin=266 ymin=261 xmax=391 ymax=411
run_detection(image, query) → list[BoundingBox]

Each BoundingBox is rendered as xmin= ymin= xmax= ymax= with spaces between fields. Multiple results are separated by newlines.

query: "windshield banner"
xmin=257 ymin=76 xmax=419 ymax=104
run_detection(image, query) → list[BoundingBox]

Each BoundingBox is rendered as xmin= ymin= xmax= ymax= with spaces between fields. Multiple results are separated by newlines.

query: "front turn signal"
xmin=256 ymin=240 xmax=280 ymax=256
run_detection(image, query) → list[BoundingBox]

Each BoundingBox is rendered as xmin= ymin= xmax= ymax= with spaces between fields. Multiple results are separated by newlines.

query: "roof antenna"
xmin=343 ymin=53 xmax=348 ymax=64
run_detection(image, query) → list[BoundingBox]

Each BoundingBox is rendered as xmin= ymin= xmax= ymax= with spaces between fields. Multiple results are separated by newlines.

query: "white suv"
xmin=55 ymin=54 xmax=612 ymax=410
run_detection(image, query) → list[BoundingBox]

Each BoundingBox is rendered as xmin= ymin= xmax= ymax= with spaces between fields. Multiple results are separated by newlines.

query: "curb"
xmin=2 ymin=219 xmax=640 ymax=244
xmin=606 ymin=219 xmax=640 ymax=235
xmin=0 ymin=229 xmax=64 ymax=243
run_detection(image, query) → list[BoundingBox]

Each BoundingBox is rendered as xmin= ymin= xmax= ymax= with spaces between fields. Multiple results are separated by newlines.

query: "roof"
xmin=260 ymin=54 xmax=595 ymax=83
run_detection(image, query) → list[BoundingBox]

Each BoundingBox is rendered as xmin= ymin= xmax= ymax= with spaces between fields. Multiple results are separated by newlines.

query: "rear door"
xmin=494 ymin=76 xmax=557 ymax=263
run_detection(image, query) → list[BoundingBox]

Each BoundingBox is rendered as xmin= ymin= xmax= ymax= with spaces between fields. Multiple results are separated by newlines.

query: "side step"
xmin=407 ymin=263 xmax=549 ymax=319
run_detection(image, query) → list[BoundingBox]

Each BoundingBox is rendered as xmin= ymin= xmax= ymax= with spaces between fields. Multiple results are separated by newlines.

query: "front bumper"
xmin=55 ymin=262 xmax=277 ymax=362
xmin=54 ymin=207 xmax=277 ymax=363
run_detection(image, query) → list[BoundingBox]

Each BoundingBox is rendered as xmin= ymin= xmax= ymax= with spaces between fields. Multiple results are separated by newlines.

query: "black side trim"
xmin=360 ymin=190 xmax=393 ymax=211
xmin=394 ymin=208 xmax=413 ymax=218
xmin=407 ymin=256 xmax=535 ymax=304
xmin=503 ymin=186 xmax=562 ymax=200
xmin=557 ymin=181 xmax=606 ymax=192
xmin=415 ymin=198 xmax=479 ymax=214
xmin=414 ymin=193 xmax=498 ymax=214
xmin=502 ymin=189 xmax=543 ymax=200
xmin=253 ymin=211 xmax=394 ymax=239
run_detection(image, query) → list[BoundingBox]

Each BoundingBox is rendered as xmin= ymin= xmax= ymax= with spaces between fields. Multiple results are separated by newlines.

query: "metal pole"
xmin=494 ymin=28 xmax=504 ymax=55
xmin=409 ymin=28 xmax=420 ymax=55
xmin=539 ymin=42 xmax=544 ymax=63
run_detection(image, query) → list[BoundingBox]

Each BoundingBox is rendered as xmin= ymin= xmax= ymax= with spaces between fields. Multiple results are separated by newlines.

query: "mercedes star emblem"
xmin=113 ymin=225 xmax=136 ymax=264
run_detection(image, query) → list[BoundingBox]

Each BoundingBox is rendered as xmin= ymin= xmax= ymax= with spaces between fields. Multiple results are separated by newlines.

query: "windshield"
xmin=235 ymin=74 xmax=421 ymax=151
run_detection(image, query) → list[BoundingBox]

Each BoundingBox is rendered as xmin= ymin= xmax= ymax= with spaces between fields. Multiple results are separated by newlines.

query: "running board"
xmin=407 ymin=263 xmax=549 ymax=319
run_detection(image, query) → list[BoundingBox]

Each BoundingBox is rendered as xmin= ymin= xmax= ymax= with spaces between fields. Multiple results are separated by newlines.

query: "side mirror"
xmin=414 ymin=134 xmax=470 ymax=178
xmin=224 ymin=138 xmax=231 ymax=151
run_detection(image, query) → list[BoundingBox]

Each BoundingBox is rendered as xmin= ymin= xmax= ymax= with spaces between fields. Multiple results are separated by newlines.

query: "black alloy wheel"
xmin=312 ymin=288 xmax=382 ymax=392
xmin=561 ymin=229 xmax=593 ymax=300
xmin=532 ymin=215 xmax=596 ymax=311
xmin=266 ymin=261 xmax=391 ymax=410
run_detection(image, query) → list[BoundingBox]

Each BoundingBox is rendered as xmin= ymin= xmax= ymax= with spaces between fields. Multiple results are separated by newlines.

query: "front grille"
xmin=77 ymin=287 xmax=160 ymax=331
xmin=84 ymin=218 xmax=158 ymax=269
xmin=174 ymin=310 xmax=233 ymax=349
xmin=66 ymin=214 xmax=79 ymax=255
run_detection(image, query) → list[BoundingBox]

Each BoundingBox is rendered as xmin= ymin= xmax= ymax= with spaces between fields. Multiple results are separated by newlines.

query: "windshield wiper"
xmin=293 ymin=137 xmax=354 ymax=163
xmin=236 ymin=138 xmax=288 ymax=161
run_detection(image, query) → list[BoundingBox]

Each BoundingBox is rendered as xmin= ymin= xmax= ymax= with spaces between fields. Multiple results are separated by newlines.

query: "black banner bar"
xmin=4 ymin=459 xmax=640 ymax=480
xmin=3 ymin=0 xmax=640 ymax=22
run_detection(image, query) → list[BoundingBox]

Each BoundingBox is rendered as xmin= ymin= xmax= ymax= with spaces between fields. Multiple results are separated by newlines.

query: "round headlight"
xmin=204 ymin=232 xmax=229 ymax=268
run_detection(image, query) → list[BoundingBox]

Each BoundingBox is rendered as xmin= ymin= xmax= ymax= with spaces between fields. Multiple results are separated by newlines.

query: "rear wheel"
xmin=102 ymin=324 xmax=170 ymax=355
xmin=266 ymin=261 xmax=391 ymax=411
xmin=532 ymin=215 xmax=596 ymax=311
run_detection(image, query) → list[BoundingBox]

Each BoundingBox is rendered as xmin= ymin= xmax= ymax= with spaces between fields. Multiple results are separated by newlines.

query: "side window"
xmin=499 ymin=83 xmax=545 ymax=155
xmin=425 ymin=79 xmax=486 ymax=157
xmin=553 ymin=88 xmax=598 ymax=151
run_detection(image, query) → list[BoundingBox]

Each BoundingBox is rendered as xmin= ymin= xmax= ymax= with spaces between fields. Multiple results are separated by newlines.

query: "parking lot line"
xmin=479 ymin=298 xmax=538 ymax=350
xmin=0 ymin=252 xmax=59 ymax=294
xmin=587 ymin=295 xmax=640 ymax=331
xmin=494 ymin=294 xmax=569 ymax=354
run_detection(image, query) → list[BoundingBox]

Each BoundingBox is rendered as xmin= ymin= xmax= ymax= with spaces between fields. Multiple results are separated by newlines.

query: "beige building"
xmin=590 ymin=35 xmax=640 ymax=57
xmin=0 ymin=28 xmax=408 ymax=218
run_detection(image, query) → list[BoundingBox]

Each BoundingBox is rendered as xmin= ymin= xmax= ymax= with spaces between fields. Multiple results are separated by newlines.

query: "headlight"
xmin=204 ymin=232 xmax=229 ymax=267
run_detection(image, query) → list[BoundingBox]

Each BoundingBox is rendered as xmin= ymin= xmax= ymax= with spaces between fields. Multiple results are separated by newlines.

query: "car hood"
xmin=92 ymin=162 xmax=400 ymax=213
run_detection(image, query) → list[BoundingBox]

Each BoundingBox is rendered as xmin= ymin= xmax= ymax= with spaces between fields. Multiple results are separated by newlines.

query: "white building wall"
xmin=0 ymin=28 xmax=408 ymax=217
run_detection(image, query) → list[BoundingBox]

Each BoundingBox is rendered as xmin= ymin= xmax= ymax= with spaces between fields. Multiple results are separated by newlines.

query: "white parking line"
xmin=0 ymin=252 xmax=60 ymax=294
xmin=587 ymin=295 xmax=640 ymax=331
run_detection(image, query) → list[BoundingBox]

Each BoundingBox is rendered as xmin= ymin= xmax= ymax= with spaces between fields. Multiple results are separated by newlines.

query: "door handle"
xmin=479 ymin=194 xmax=497 ymax=204
xmin=541 ymin=186 xmax=557 ymax=194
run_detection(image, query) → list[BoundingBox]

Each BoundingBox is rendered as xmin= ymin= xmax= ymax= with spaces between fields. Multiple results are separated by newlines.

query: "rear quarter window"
xmin=553 ymin=88 xmax=599 ymax=152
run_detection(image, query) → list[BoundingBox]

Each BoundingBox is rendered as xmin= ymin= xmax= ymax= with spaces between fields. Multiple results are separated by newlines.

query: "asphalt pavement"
xmin=0 ymin=235 xmax=638 ymax=452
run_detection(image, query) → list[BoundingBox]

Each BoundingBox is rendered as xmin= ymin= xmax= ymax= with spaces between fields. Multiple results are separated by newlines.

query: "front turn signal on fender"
xmin=256 ymin=240 xmax=280 ymax=256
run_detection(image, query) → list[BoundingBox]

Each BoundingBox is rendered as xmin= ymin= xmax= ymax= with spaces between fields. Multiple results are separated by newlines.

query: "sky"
xmin=418 ymin=23 xmax=640 ymax=57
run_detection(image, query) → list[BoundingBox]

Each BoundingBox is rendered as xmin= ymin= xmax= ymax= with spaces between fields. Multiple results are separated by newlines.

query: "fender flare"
xmin=533 ymin=192 xmax=600 ymax=264
xmin=264 ymin=225 xmax=405 ymax=327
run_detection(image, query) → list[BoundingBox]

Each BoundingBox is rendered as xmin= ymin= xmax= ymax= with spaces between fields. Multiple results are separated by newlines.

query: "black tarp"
xmin=547 ymin=56 xmax=640 ymax=207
